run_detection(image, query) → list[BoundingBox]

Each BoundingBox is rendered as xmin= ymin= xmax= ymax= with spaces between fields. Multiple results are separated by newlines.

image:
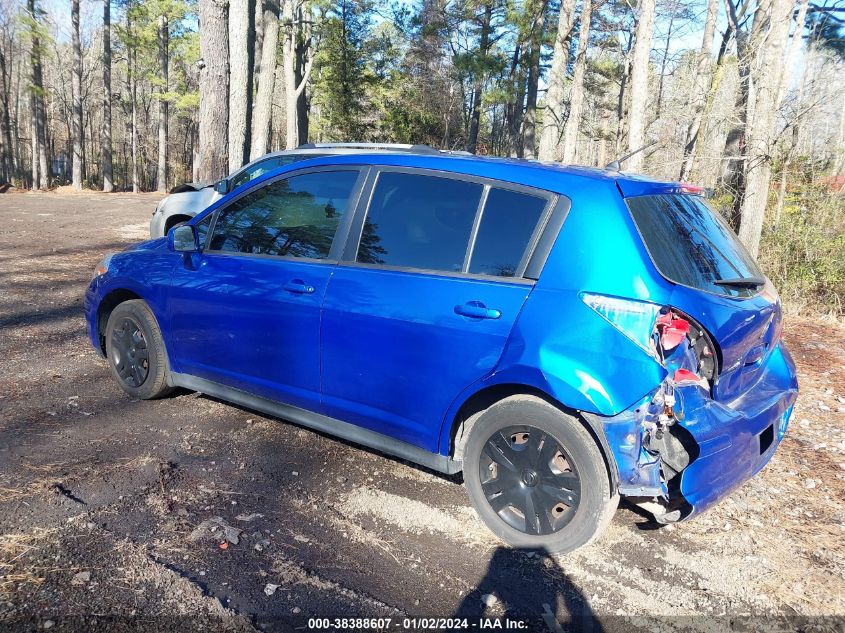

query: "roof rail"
xmin=296 ymin=142 xmax=469 ymax=156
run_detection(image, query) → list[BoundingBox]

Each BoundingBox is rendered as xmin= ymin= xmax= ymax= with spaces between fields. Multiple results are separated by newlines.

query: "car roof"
xmin=243 ymin=150 xmax=680 ymax=198
xmin=234 ymin=143 xmax=469 ymax=177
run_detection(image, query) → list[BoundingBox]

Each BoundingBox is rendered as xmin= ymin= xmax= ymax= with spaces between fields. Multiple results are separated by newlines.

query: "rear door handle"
xmin=283 ymin=279 xmax=315 ymax=295
xmin=454 ymin=301 xmax=501 ymax=320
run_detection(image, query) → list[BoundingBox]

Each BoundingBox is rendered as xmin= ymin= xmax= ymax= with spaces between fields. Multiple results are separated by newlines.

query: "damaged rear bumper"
xmin=602 ymin=341 xmax=798 ymax=520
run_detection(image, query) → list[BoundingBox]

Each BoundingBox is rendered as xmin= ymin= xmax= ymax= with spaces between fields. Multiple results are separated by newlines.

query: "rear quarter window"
xmin=626 ymin=194 xmax=764 ymax=298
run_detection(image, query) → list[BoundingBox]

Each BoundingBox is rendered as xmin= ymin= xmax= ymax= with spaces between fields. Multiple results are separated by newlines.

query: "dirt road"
xmin=1 ymin=192 xmax=843 ymax=632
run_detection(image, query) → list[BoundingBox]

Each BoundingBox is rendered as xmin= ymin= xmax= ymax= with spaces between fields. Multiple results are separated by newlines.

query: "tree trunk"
xmin=282 ymin=0 xmax=313 ymax=149
xmin=228 ymin=0 xmax=255 ymax=170
xmin=13 ymin=55 xmax=24 ymax=184
xmin=721 ymin=0 xmax=760 ymax=227
xmin=505 ymin=44 xmax=523 ymax=156
xmin=101 ymin=0 xmax=113 ymax=192
xmin=198 ymin=0 xmax=230 ymax=182
xmin=737 ymin=0 xmax=794 ymax=257
xmin=295 ymin=8 xmax=311 ymax=145
xmin=597 ymin=108 xmax=609 ymax=166
xmin=30 ymin=94 xmax=38 ymax=190
xmin=561 ymin=0 xmax=592 ymax=164
xmin=71 ymin=0 xmax=83 ymax=190
xmin=679 ymin=0 xmax=718 ymax=181
xmin=774 ymin=124 xmax=798 ymax=225
xmin=157 ymin=15 xmax=169 ymax=192
xmin=536 ymin=0 xmax=576 ymax=160
xmin=520 ymin=0 xmax=549 ymax=159
xmin=521 ymin=40 xmax=540 ymax=159
xmin=835 ymin=90 xmax=845 ymax=175
xmin=282 ymin=0 xmax=297 ymax=148
xmin=614 ymin=38 xmax=633 ymax=154
xmin=625 ymin=0 xmax=656 ymax=173
xmin=654 ymin=1 xmax=678 ymax=120
xmin=130 ymin=47 xmax=139 ymax=192
xmin=254 ymin=0 xmax=265 ymax=80
xmin=776 ymin=0 xmax=807 ymax=108
xmin=465 ymin=1 xmax=493 ymax=154
xmin=28 ymin=0 xmax=48 ymax=190
xmin=0 ymin=43 xmax=14 ymax=182
xmin=251 ymin=0 xmax=280 ymax=159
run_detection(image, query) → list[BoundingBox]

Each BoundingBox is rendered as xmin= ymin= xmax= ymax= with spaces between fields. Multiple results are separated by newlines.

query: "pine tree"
xmin=315 ymin=0 xmax=372 ymax=141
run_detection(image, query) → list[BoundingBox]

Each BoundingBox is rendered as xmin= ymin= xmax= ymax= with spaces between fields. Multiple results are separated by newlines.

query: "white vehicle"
xmin=150 ymin=144 xmax=452 ymax=238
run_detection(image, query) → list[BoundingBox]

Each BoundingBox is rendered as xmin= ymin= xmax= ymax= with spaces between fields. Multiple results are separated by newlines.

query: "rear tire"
xmin=463 ymin=395 xmax=617 ymax=553
xmin=105 ymin=300 xmax=172 ymax=400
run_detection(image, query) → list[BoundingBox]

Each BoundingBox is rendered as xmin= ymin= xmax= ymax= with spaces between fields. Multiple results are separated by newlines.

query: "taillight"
xmin=581 ymin=293 xmax=718 ymax=385
xmin=679 ymin=183 xmax=704 ymax=196
xmin=580 ymin=293 xmax=662 ymax=358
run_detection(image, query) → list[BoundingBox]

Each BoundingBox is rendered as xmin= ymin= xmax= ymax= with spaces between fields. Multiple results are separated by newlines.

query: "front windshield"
xmin=228 ymin=155 xmax=300 ymax=190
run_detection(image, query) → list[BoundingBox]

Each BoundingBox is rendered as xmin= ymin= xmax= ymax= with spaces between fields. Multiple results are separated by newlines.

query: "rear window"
xmin=626 ymin=194 xmax=763 ymax=298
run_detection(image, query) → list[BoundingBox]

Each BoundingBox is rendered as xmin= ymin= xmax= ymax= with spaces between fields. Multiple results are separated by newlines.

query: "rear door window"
xmin=357 ymin=172 xmax=483 ymax=272
xmin=626 ymin=194 xmax=764 ymax=297
xmin=469 ymin=188 xmax=548 ymax=277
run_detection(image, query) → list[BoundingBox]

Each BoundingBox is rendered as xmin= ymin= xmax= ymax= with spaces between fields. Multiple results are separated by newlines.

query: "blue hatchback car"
xmin=85 ymin=147 xmax=798 ymax=552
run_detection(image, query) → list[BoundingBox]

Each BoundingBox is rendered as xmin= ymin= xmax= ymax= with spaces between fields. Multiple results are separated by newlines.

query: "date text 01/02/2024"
xmin=306 ymin=617 xmax=530 ymax=629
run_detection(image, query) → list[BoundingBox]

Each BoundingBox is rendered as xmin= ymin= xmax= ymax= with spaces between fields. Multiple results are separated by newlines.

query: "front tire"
xmin=463 ymin=395 xmax=617 ymax=553
xmin=105 ymin=300 xmax=172 ymax=400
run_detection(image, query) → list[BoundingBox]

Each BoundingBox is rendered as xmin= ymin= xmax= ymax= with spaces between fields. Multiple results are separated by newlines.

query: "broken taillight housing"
xmin=580 ymin=293 xmax=663 ymax=358
xmin=581 ymin=293 xmax=718 ymax=385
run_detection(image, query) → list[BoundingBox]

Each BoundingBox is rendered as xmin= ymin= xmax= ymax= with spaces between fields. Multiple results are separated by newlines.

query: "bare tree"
xmin=251 ymin=0 xmax=280 ymax=159
xmin=198 ymin=0 xmax=229 ymax=182
xmin=282 ymin=0 xmax=313 ymax=149
xmin=0 ymin=34 xmax=15 ymax=183
xmin=27 ymin=0 xmax=48 ymax=190
xmin=465 ymin=0 xmax=494 ymax=154
xmin=102 ymin=0 xmax=113 ymax=192
xmin=776 ymin=0 xmax=808 ymax=108
xmin=228 ymin=0 xmax=255 ymax=170
xmin=520 ymin=0 xmax=550 ymax=159
xmin=679 ymin=0 xmax=718 ymax=180
xmin=561 ymin=0 xmax=593 ymax=163
xmin=157 ymin=15 xmax=169 ymax=192
xmin=721 ymin=0 xmax=759 ymax=224
xmin=625 ymin=0 xmax=657 ymax=172
xmin=71 ymin=0 xmax=83 ymax=189
xmin=836 ymin=90 xmax=845 ymax=175
xmin=536 ymin=0 xmax=577 ymax=160
xmin=737 ymin=0 xmax=794 ymax=257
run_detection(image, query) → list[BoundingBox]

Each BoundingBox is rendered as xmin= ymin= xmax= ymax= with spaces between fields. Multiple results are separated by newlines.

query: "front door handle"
xmin=454 ymin=301 xmax=501 ymax=320
xmin=283 ymin=279 xmax=315 ymax=295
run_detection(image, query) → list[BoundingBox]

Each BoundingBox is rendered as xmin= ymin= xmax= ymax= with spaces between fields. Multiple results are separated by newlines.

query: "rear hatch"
xmin=622 ymin=189 xmax=781 ymax=403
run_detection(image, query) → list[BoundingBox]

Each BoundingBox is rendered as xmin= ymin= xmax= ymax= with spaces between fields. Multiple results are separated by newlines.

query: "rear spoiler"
xmin=616 ymin=179 xmax=714 ymax=199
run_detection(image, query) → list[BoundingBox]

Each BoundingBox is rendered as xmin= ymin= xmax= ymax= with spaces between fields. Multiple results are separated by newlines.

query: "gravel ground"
xmin=0 ymin=192 xmax=844 ymax=632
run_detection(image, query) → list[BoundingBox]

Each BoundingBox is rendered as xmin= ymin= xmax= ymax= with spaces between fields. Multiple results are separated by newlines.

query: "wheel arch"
xmin=444 ymin=382 xmax=619 ymax=490
xmin=163 ymin=213 xmax=194 ymax=233
xmin=95 ymin=288 xmax=143 ymax=354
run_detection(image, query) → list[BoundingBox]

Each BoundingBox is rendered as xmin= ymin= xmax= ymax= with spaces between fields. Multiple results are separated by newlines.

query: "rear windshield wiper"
xmin=714 ymin=276 xmax=766 ymax=288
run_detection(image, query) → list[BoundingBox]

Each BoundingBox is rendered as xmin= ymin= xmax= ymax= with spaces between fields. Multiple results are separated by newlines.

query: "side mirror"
xmin=168 ymin=224 xmax=198 ymax=252
xmin=213 ymin=179 xmax=230 ymax=195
